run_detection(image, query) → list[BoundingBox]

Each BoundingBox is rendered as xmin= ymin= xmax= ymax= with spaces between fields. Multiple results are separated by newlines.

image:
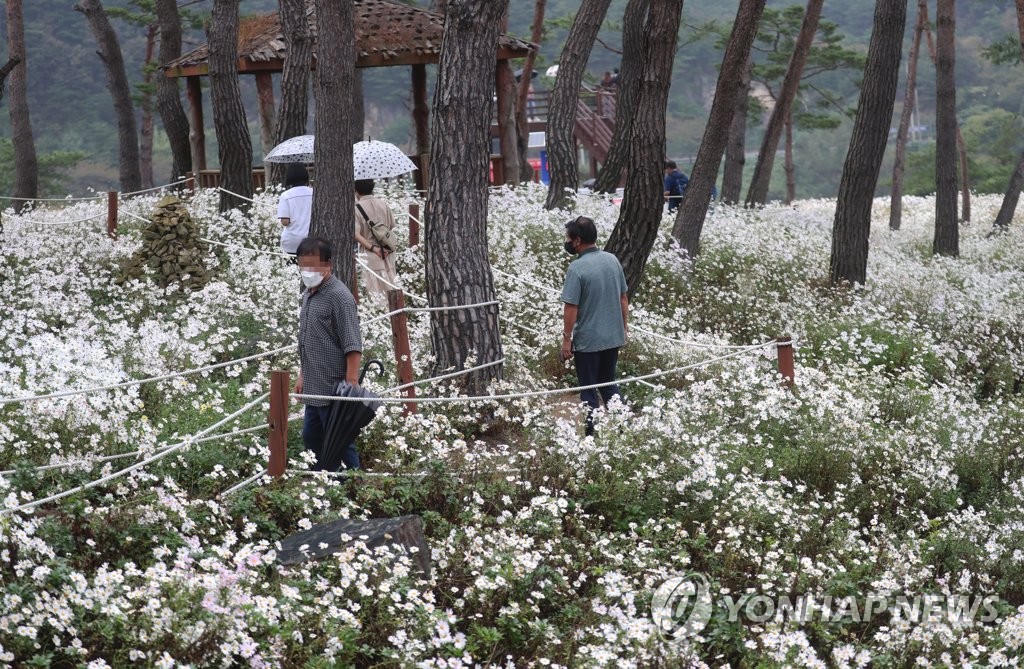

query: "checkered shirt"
xmin=298 ymin=274 xmax=362 ymax=406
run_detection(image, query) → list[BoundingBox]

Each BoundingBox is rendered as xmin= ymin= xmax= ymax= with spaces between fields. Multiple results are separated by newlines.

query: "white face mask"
xmin=300 ymin=270 xmax=324 ymax=288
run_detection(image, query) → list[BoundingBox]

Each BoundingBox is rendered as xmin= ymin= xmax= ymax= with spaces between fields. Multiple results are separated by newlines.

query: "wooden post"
xmin=408 ymin=203 xmax=420 ymax=247
xmin=106 ymin=191 xmax=118 ymax=239
xmin=411 ymin=64 xmax=430 ymax=156
xmin=387 ymin=289 xmax=417 ymax=415
xmin=186 ymin=75 xmax=207 ymax=172
xmin=255 ymin=72 xmax=276 ymax=184
xmin=268 ymin=369 xmax=290 ymax=477
xmin=776 ymin=336 xmax=795 ymax=387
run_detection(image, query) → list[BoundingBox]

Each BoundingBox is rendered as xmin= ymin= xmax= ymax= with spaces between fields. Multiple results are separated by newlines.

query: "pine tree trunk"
xmin=993 ymin=0 xmax=1024 ymax=230
xmin=604 ymin=0 xmax=683 ymax=295
xmin=208 ymin=0 xmax=254 ymax=212
xmin=592 ymin=0 xmax=649 ymax=193
xmin=515 ymin=0 xmax=546 ymax=183
xmin=745 ymin=0 xmax=822 ymax=207
xmin=890 ymin=0 xmax=926 ymax=231
xmin=721 ymin=56 xmax=751 ymax=205
xmin=311 ymin=0 xmax=357 ymax=290
xmin=75 ymin=0 xmax=143 ymax=193
xmin=425 ymin=0 xmax=507 ymax=392
xmin=829 ymin=0 xmax=907 ymax=286
xmin=544 ymin=0 xmax=613 ymax=210
xmin=933 ymin=0 xmax=958 ymax=256
xmin=672 ymin=0 xmax=765 ymax=257
xmin=784 ymin=110 xmax=795 ymax=204
xmin=993 ymin=151 xmax=1024 ymax=229
xmin=351 ymin=69 xmax=365 ymax=144
xmin=154 ymin=0 xmax=192 ymax=184
xmin=6 ymin=0 xmax=37 ymax=211
xmin=0 ymin=57 xmax=20 ymax=102
xmin=139 ymin=24 xmax=157 ymax=189
xmin=923 ymin=10 xmax=970 ymax=225
xmin=271 ymin=0 xmax=312 ymax=186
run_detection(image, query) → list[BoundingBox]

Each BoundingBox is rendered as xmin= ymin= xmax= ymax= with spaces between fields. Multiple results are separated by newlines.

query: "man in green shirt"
xmin=560 ymin=216 xmax=629 ymax=436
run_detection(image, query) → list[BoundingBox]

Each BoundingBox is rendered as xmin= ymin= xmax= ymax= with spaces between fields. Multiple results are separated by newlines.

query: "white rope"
xmin=406 ymin=300 xmax=499 ymax=314
xmin=219 ymin=469 xmax=268 ymax=498
xmin=492 ymin=267 xmax=561 ymax=296
xmin=119 ymin=178 xmax=191 ymax=198
xmin=218 ymin=187 xmax=274 ymax=207
xmin=2 ymin=392 xmax=270 ymax=514
xmin=389 ymin=358 xmax=505 ymax=393
xmin=355 ymin=258 xmax=428 ymax=304
xmin=0 ymin=344 xmax=295 ymax=405
xmin=293 ymin=342 xmax=774 ymax=404
xmin=0 ymin=423 xmax=270 ymax=476
xmin=6 ymin=212 xmax=105 ymax=227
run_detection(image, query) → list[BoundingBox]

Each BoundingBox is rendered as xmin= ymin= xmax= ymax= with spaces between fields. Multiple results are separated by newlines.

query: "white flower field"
xmin=0 ymin=185 xmax=1022 ymax=667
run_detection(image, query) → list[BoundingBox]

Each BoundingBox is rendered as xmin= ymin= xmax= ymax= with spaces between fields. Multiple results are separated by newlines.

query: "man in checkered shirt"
xmin=294 ymin=237 xmax=363 ymax=470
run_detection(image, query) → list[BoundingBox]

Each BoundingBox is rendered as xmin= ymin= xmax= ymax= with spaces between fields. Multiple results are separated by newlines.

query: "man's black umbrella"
xmin=320 ymin=360 xmax=384 ymax=472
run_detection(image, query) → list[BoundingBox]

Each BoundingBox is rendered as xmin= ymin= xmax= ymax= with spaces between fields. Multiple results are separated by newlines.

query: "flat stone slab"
xmin=277 ymin=515 xmax=431 ymax=578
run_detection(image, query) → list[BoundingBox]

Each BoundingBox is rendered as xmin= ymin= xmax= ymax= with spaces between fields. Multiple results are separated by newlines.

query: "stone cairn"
xmin=116 ymin=195 xmax=214 ymax=290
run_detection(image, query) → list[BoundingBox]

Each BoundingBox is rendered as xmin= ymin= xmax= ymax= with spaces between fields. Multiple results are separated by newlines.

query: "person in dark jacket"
xmin=664 ymin=161 xmax=689 ymax=213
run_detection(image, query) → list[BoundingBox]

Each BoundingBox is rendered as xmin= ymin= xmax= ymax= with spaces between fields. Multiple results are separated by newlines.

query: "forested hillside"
xmin=0 ymin=0 xmax=1021 ymax=199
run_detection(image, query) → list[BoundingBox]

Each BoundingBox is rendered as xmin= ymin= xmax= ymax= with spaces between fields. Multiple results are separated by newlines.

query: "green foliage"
xmin=0 ymin=139 xmax=85 ymax=198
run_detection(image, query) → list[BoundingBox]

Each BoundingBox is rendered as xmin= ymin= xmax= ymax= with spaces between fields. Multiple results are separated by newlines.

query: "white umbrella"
xmin=353 ymin=140 xmax=418 ymax=180
xmin=545 ymin=64 xmax=559 ymax=78
xmin=264 ymin=134 xmax=314 ymax=163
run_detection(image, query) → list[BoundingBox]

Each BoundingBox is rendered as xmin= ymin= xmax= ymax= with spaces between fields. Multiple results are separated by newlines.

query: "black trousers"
xmin=574 ymin=347 xmax=621 ymax=435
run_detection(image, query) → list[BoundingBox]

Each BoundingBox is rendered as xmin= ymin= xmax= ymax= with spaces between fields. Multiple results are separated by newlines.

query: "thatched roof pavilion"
xmin=163 ymin=0 xmax=535 ymax=183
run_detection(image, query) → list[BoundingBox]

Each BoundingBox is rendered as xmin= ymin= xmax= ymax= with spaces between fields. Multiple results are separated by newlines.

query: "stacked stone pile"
xmin=116 ymin=195 xmax=214 ymax=290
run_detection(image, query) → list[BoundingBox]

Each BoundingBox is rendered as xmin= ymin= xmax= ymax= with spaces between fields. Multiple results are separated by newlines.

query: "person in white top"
xmin=353 ymin=179 xmax=399 ymax=298
xmin=277 ymin=163 xmax=313 ymax=256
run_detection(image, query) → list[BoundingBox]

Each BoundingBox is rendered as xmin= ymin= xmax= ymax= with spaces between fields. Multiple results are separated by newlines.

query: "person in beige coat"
xmin=353 ymin=179 xmax=399 ymax=298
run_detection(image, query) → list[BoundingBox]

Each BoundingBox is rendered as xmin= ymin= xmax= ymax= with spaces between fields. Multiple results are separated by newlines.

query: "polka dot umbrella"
xmin=264 ymin=134 xmax=315 ymax=163
xmin=353 ymin=140 xmax=418 ymax=180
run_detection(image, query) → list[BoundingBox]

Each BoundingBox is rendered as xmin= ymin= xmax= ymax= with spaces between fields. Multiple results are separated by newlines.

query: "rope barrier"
xmin=219 ymin=469 xmax=268 ymax=498
xmin=217 ymin=187 xmax=274 ymax=207
xmin=1 ymin=392 xmax=270 ymax=514
xmin=4 ymin=212 xmax=105 ymax=227
xmin=406 ymin=300 xmax=499 ymax=314
xmin=0 ymin=422 xmax=271 ymax=476
xmin=388 ymin=358 xmax=504 ymax=393
xmin=355 ymin=258 xmax=428 ymax=304
xmin=200 ymin=237 xmax=293 ymax=258
xmin=0 ymin=344 xmax=295 ymax=405
xmin=292 ymin=342 xmax=773 ymax=404
xmin=118 ymin=178 xmax=191 ymax=198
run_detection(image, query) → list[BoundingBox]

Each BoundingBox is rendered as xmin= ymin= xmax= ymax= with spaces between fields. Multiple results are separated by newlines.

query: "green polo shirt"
xmin=561 ymin=247 xmax=628 ymax=352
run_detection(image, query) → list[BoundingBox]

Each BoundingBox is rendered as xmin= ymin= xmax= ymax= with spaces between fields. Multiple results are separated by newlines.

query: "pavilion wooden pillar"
xmin=255 ymin=71 xmax=276 ymax=188
xmin=411 ymin=63 xmax=430 ymax=192
xmin=186 ymin=75 xmax=207 ymax=174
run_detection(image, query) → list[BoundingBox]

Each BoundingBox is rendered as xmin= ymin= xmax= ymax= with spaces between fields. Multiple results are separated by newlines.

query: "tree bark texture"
xmin=592 ymin=0 xmax=649 ymax=193
xmin=271 ymin=0 xmax=312 ymax=186
xmin=208 ymin=0 xmax=254 ymax=212
xmin=923 ymin=11 xmax=970 ymax=224
xmin=0 ymin=57 xmax=20 ymax=102
xmin=140 ymin=24 xmax=157 ymax=189
xmin=672 ymin=0 xmax=766 ymax=258
xmin=829 ymin=0 xmax=907 ymax=286
xmin=890 ymin=0 xmax=926 ymax=231
xmin=544 ymin=0 xmax=613 ymax=210
xmin=351 ymin=69 xmax=365 ymax=144
xmin=993 ymin=0 xmax=1024 ymax=230
xmin=425 ymin=0 xmax=507 ymax=392
xmin=76 ymin=0 xmax=143 ymax=193
xmin=256 ymin=72 xmax=276 ymax=178
xmin=604 ymin=0 xmax=683 ymax=295
xmin=155 ymin=0 xmax=192 ymax=184
xmin=745 ymin=0 xmax=823 ymax=207
xmin=311 ymin=0 xmax=357 ymax=290
xmin=933 ymin=0 xmax=958 ymax=256
xmin=5 ymin=0 xmax=36 ymax=212
xmin=721 ymin=56 xmax=752 ymax=204
xmin=514 ymin=0 xmax=546 ymax=183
